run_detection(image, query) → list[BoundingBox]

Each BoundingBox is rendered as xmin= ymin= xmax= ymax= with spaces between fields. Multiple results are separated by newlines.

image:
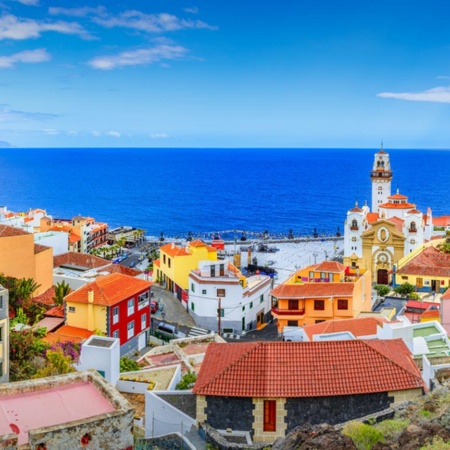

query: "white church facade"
xmin=343 ymin=147 xmax=433 ymax=285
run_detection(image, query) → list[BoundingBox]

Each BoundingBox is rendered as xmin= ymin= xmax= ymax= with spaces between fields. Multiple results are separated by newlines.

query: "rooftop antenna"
xmin=380 ymin=139 xmax=384 ymax=150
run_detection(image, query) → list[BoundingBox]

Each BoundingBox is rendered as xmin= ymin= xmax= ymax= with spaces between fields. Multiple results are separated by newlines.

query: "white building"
xmin=188 ymin=260 xmax=272 ymax=335
xmin=0 ymin=207 xmax=50 ymax=233
xmin=34 ymin=231 xmax=69 ymax=256
xmin=343 ymin=146 xmax=433 ymax=284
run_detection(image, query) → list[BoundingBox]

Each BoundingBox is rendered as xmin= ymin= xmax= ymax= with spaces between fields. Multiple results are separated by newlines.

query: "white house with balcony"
xmin=188 ymin=260 xmax=272 ymax=335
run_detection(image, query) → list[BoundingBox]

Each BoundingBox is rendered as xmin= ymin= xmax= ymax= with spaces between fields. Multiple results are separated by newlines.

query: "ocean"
xmin=0 ymin=147 xmax=448 ymax=239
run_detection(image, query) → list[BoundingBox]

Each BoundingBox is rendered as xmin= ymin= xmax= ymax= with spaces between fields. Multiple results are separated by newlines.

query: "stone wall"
xmin=204 ymin=396 xmax=254 ymax=435
xmin=285 ymin=392 xmax=391 ymax=429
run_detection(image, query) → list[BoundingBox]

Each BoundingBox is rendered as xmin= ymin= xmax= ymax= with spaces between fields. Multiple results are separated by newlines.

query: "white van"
xmin=282 ymin=326 xmax=303 ymax=342
xmin=156 ymin=322 xmax=186 ymax=340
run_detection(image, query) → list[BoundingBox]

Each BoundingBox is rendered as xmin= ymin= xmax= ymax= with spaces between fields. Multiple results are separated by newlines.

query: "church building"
xmin=343 ymin=147 xmax=433 ymax=285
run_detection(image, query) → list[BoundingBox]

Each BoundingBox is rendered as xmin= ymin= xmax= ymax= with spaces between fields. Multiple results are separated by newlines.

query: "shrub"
xmin=342 ymin=421 xmax=384 ymax=450
xmin=420 ymin=436 xmax=450 ymax=450
xmin=176 ymin=371 xmax=197 ymax=390
xmin=375 ymin=419 xmax=409 ymax=441
xmin=374 ymin=284 xmax=390 ymax=297
xmin=120 ymin=357 xmax=140 ymax=373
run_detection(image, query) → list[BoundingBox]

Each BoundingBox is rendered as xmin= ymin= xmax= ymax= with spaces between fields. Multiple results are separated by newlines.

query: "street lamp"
xmin=161 ymin=311 xmax=166 ymax=324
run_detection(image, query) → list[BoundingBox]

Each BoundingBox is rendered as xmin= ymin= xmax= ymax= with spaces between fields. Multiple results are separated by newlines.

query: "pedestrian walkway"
xmin=187 ymin=326 xmax=214 ymax=338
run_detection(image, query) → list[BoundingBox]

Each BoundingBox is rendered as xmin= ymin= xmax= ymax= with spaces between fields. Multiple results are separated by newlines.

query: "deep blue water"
xmin=0 ymin=148 xmax=448 ymax=239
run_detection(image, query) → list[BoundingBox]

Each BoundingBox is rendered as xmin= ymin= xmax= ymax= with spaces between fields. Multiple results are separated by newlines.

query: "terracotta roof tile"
xmin=271 ymin=282 xmax=355 ymax=298
xmin=349 ymin=207 xmax=363 ymax=212
xmin=314 ymin=261 xmax=346 ymax=273
xmin=386 ymin=217 xmax=404 ymax=233
xmin=397 ymin=246 xmax=450 ymax=277
xmin=64 ymin=273 xmax=152 ymax=306
xmin=433 ymin=216 xmax=450 ymax=227
xmin=379 ymin=202 xmax=416 ymax=209
xmin=34 ymin=243 xmax=51 ymax=254
xmin=33 ymin=286 xmax=56 ymax=306
xmin=189 ymin=240 xmax=207 ymax=247
xmin=303 ymin=317 xmax=388 ymax=340
xmin=367 ymin=212 xmax=379 ymax=223
xmin=54 ymin=252 xmax=110 ymax=269
xmin=0 ymin=225 xmax=31 ymax=237
xmin=45 ymin=305 xmax=65 ymax=318
xmin=388 ymin=193 xmax=408 ymax=200
xmin=44 ymin=325 xmax=93 ymax=345
xmin=101 ymin=264 xmax=142 ymax=277
xmin=193 ymin=340 xmax=424 ymax=398
xmin=160 ymin=243 xmax=190 ymax=257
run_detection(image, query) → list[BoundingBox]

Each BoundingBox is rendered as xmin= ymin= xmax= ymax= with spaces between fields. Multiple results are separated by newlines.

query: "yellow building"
xmin=394 ymin=240 xmax=450 ymax=293
xmin=0 ymin=225 xmax=53 ymax=296
xmin=270 ymin=261 xmax=372 ymax=333
xmin=0 ymin=284 xmax=9 ymax=382
xmin=153 ymin=240 xmax=217 ymax=301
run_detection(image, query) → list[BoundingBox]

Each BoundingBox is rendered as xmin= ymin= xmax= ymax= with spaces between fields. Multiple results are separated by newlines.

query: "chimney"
xmin=87 ymin=290 xmax=95 ymax=331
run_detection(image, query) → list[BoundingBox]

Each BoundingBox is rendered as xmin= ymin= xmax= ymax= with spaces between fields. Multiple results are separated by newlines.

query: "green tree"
xmin=33 ymin=347 xmax=76 ymax=378
xmin=120 ymin=357 xmax=140 ymax=373
xmin=176 ymin=371 xmax=197 ymax=390
xmin=16 ymin=278 xmax=41 ymax=307
xmin=117 ymin=237 xmax=127 ymax=253
xmin=393 ymin=282 xmax=416 ymax=298
xmin=374 ymin=285 xmax=390 ymax=297
xmin=52 ymin=280 xmax=71 ymax=306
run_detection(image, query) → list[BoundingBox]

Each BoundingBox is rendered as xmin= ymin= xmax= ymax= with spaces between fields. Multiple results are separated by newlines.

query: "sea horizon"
xmin=0 ymin=147 xmax=448 ymax=239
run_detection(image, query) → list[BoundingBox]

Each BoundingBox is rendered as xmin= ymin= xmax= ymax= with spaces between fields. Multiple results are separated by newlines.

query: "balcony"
xmin=271 ymin=307 xmax=305 ymax=316
xmin=138 ymin=299 xmax=149 ymax=310
xmin=409 ymin=228 xmax=417 ymax=233
xmin=350 ymin=226 xmax=359 ymax=230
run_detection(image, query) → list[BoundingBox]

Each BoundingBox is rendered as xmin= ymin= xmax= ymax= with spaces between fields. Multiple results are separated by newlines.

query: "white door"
xmin=138 ymin=332 xmax=146 ymax=350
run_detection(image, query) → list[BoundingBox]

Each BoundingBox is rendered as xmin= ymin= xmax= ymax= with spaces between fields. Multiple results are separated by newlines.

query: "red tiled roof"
xmin=54 ymin=252 xmax=110 ymax=269
xmin=349 ymin=207 xmax=363 ymax=212
xmin=189 ymin=240 xmax=207 ymax=247
xmin=45 ymin=305 xmax=65 ymax=318
xmin=405 ymin=300 xmax=438 ymax=311
xmin=271 ymin=282 xmax=355 ymax=299
xmin=193 ymin=340 xmax=424 ymax=397
xmin=420 ymin=309 xmax=440 ymax=320
xmin=24 ymin=217 xmax=33 ymax=223
xmin=314 ymin=261 xmax=346 ymax=273
xmin=33 ymin=286 xmax=56 ymax=306
xmin=386 ymin=217 xmax=404 ymax=233
xmin=206 ymin=245 xmax=218 ymax=252
xmin=64 ymin=273 xmax=152 ymax=306
xmin=34 ymin=243 xmax=51 ymax=254
xmin=101 ymin=264 xmax=142 ymax=277
xmin=160 ymin=243 xmax=190 ymax=257
xmin=367 ymin=212 xmax=379 ymax=223
xmin=303 ymin=317 xmax=388 ymax=340
xmin=407 ymin=209 xmax=421 ymax=214
xmin=69 ymin=233 xmax=81 ymax=243
xmin=379 ymin=202 xmax=416 ymax=209
xmin=153 ymin=259 xmax=160 ymax=267
xmin=0 ymin=225 xmax=30 ymax=237
xmin=397 ymin=246 xmax=450 ymax=277
xmin=44 ymin=325 xmax=93 ymax=345
xmin=388 ymin=193 xmax=408 ymax=200
xmin=433 ymin=216 xmax=450 ymax=227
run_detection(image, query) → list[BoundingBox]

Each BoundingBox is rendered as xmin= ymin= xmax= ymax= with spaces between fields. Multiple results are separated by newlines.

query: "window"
xmin=163 ymin=254 xmax=166 ymax=264
xmin=138 ymin=292 xmax=149 ymax=309
xmin=191 ymin=302 xmax=195 ymax=311
xmin=288 ymin=299 xmax=298 ymax=310
xmin=168 ymin=258 xmax=171 ymax=268
xmin=220 ymin=264 xmax=225 ymax=276
xmin=315 ymin=319 xmax=325 ymax=324
xmin=337 ymin=299 xmax=348 ymax=310
xmin=287 ymin=320 xmax=298 ymax=327
xmin=314 ymin=300 xmax=325 ymax=310
xmin=0 ymin=361 xmax=2 ymax=376
xmin=260 ymin=294 xmax=263 ymax=303
xmin=0 ymin=326 xmax=3 ymax=342
xmin=127 ymin=321 xmax=134 ymax=339
xmin=250 ymin=302 xmax=253 ymax=309
xmin=320 ymin=272 xmax=325 ymax=280
xmin=211 ymin=265 xmax=216 ymax=277
xmin=0 ymin=295 xmax=3 ymax=309
xmin=217 ymin=289 xmax=226 ymax=297
xmin=242 ymin=306 xmax=245 ymax=312
xmin=191 ymin=283 xmax=195 ymax=293
xmin=113 ymin=330 xmax=119 ymax=339
xmin=68 ymin=306 xmax=76 ymax=313
xmin=128 ymin=299 xmax=134 ymax=315
xmin=202 ymin=289 xmax=207 ymax=295
xmin=263 ymin=400 xmax=276 ymax=432
xmin=141 ymin=313 xmax=147 ymax=330
xmin=309 ymin=271 xmax=314 ymax=279
xmin=113 ymin=306 xmax=119 ymax=324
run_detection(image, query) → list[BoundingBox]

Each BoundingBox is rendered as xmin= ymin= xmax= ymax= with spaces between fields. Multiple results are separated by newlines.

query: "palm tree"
xmin=117 ymin=237 xmax=127 ymax=254
xmin=52 ymin=280 xmax=71 ymax=306
xmin=16 ymin=278 xmax=41 ymax=307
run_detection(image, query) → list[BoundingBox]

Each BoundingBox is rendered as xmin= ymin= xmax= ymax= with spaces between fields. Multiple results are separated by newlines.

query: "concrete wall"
xmin=145 ymin=391 xmax=196 ymax=438
xmin=34 ymin=231 xmax=68 ymax=256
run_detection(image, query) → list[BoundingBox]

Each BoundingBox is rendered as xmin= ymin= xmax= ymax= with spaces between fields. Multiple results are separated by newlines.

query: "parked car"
xmin=150 ymin=300 xmax=159 ymax=314
xmin=129 ymin=261 xmax=136 ymax=268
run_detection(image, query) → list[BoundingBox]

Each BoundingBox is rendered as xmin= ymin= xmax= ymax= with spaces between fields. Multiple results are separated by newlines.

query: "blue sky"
xmin=1 ymin=0 xmax=450 ymax=148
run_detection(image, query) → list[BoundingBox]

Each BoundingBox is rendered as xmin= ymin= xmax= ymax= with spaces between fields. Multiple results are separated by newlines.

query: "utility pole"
xmin=218 ymin=297 xmax=222 ymax=335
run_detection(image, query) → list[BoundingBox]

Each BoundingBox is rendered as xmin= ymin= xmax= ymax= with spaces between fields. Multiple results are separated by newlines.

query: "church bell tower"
xmin=371 ymin=144 xmax=392 ymax=213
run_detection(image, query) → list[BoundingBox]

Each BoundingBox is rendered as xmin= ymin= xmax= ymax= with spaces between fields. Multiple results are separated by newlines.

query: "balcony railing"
xmin=409 ymin=228 xmax=417 ymax=233
xmin=138 ymin=299 xmax=149 ymax=310
xmin=271 ymin=307 xmax=305 ymax=316
xmin=350 ymin=226 xmax=359 ymax=230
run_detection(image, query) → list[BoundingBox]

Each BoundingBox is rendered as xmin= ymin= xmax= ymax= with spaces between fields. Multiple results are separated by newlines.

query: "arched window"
xmin=410 ymin=221 xmax=417 ymax=232
xmin=351 ymin=219 xmax=358 ymax=229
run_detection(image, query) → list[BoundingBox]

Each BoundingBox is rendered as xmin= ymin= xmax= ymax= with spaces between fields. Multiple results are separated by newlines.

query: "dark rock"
xmin=398 ymin=422 xmax=450 ymax=450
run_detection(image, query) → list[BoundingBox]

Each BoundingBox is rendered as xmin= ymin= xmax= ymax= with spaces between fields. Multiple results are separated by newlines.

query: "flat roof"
xmin=0 ymin=381 xmax=115 ymax=446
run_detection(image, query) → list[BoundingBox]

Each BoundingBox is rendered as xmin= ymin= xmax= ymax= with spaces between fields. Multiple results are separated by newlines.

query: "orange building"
xmin=0 ymin=226 xmax=53 ymax=296
xmin=270 ymin=261 xmax=372 ymax=333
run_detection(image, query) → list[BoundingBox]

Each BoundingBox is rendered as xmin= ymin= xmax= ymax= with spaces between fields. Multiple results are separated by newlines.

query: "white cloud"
xmin=42 ymin=128 xmax=59 ymax=135
xmin=105 ymin=131 xmax=121 ymax=137
xmin=48 ymin=6 xmax=106 ymax=18
xmin=8 ymin=0 xmax=39 ymax=5
xmin=91 ymin=130 xmax=102 ymax=137
xmin=437 ymin=76 xmax=450 ymax=80
xmin=378 ymin=86 xmax=450 ymax=104
xmin=0 ymin=14 xmax=93 ymax=40
xmin=93 ymin=11 xmax=217 ymax=33
xmin=150 ymin=132 xmax=169 ymax=139
xmin=184 ymin=7 xmax=199 ymax=14
xmin=88 ymin=44 xmax=188 ymax=70
xmin=0 ymin=105 xmax=58 ymax=121
xmin=0 ymin=48 xmax=50 ymax=68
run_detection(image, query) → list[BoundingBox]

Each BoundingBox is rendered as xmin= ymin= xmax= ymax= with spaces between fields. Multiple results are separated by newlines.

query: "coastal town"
xmin=2 ymin=148 xmax=450 ymax=449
